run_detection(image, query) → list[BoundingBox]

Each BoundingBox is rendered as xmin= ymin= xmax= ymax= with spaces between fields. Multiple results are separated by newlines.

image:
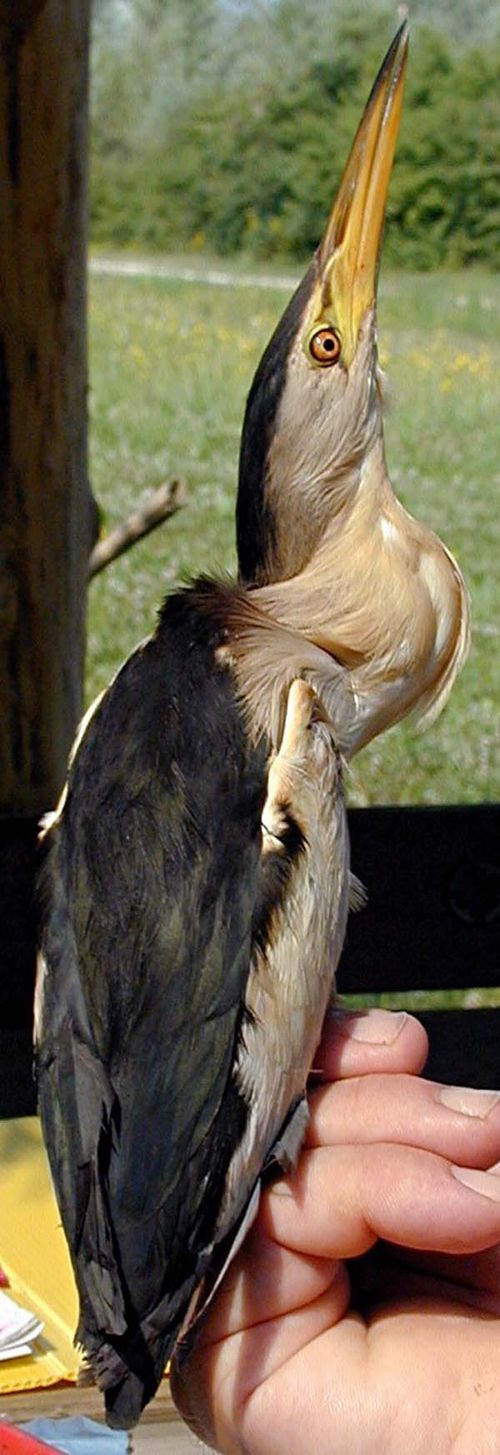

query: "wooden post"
xmin=0 ymin=0 xmax=95 ymax=1043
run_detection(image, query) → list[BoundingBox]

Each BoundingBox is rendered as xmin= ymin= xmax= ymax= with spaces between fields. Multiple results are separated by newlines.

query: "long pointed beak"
xmin=317 ymin=22 xmax=408 ymax=366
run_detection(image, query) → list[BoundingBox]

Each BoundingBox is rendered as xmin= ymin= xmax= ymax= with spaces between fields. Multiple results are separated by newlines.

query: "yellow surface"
xmin=0 ymin=1117 xmax=80 ymax=1393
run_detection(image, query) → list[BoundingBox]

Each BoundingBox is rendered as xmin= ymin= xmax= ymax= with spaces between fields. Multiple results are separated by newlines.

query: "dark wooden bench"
xmin=340 ymin=803 xmax=499 ymax=1088
xmin=0 ymin=803 xmax=498 ymax=1118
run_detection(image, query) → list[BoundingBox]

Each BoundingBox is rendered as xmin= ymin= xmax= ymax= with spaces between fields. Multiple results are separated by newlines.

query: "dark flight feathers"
xmin=37 ymin=584 xmax=276 ymax=1427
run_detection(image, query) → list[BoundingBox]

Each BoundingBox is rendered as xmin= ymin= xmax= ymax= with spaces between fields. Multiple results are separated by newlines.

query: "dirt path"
xmin=89 ymin=254 xmax=298 ymax=293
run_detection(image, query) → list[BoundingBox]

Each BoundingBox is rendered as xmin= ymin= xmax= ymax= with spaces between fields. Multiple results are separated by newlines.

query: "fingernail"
xmin=451 ymin=1165 xmax=500 ymax=1202
xmin=488 ymin=1159 xmax=500 ymax=1174
xmin=269 ymin=1178 xmax=293 ymax=1199
xmin=332 ymin=1009 xmax=408 ymax=1045
xmin=439 ymin=1086 xmax=500 ymax=1120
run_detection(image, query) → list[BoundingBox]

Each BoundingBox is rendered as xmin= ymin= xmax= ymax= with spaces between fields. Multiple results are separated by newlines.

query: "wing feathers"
xmin=37 ymin=581 xmax=347 ymax=1426
xmin=38 ymin=586 xmax=271 ymax=1420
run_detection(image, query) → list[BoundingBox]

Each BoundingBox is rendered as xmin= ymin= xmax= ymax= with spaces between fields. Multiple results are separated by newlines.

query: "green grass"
xmin=87 ymin=260 xmax=499 ymax=807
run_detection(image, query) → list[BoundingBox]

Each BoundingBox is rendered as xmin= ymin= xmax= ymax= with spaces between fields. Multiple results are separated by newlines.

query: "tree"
xmin=89 ymin=1 xmax=500 ymax=265
xmin=0 ymin=0 xmax=95 ymax=1045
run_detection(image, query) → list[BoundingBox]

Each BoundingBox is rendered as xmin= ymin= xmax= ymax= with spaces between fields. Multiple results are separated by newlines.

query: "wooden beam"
xmin=0 ymin=0 xmax=95 ymax=818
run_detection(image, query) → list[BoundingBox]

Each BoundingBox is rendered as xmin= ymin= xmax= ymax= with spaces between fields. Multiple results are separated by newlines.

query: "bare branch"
xmin=88 ymin=479 xmax=186 ymax=580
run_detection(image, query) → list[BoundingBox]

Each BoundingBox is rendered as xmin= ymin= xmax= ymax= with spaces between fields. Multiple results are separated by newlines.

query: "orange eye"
xmin=308 ymin=326 xmax=342 ymax=366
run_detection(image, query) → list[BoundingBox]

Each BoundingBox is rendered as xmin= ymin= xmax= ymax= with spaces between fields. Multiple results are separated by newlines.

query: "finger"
xmin=234 ymin=1301 xmax=500 ymax=1455
xmin=311 ymin=1007 xmax=428 ymax=1082
xmin=262 ymin=1143 xmax=500 ymax=1258
xmin=172 ymin=1272 xmax=349 ymax=1455
xmin=173 ymin=1237 xmax=351 ymax=1442
xmin=306 ymin=1072 xmax=500 ymax=1170
xmin=189 ymin=1229 xmax=349 ymax=1344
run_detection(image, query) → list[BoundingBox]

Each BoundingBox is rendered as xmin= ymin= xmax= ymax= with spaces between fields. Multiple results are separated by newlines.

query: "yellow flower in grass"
xmin=129 ymin=343 xmax=149 ymax=373
xmin=440 ymin=347 xmax=492 ymax=391
xmin=409 ymin=348 xmax=433 ymax=373
xmin=451 ymin=351 xmax=475 ymax=373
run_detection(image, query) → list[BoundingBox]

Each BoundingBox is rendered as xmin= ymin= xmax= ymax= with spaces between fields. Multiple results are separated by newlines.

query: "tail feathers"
xmin=80 ymin=1322 xmax=173 ymax=1430
xmin=93 ymin=1190 xmax=260 ymax=1425
xmin=82 ymin=1260 xmax=205 ymax=1428
xmin=101 ymin=1330 xmax=169 ymax=1430
xmin=105 ymin=1373 xmax=152 ymax=1432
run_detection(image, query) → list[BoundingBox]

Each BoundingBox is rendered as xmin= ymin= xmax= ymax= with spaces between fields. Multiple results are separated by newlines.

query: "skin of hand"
xmin=172 ymin=1008 xmax=500 ymax=1455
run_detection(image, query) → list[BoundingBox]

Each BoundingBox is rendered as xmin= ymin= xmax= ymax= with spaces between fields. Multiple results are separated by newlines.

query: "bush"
xmin=90 ymin=3 xmax=500 ymax=269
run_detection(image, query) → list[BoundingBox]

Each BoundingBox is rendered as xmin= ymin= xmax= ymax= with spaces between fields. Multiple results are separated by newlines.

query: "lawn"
xmin=87 ymin=259 xmax=499 ymax=808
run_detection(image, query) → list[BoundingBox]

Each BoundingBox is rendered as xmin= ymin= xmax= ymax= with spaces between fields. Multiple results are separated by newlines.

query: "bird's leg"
xmin=261 ymin=679 xmax=317 ymax=851
xmin=260 ymin=676 xmax=348 ymax=1013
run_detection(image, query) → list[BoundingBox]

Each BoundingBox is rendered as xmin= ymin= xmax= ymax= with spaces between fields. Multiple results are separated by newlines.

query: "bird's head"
xmin=237 ymin=23 xmax=408 ymax=589
xmin=236 ymin=23 xmax=469 ymax=754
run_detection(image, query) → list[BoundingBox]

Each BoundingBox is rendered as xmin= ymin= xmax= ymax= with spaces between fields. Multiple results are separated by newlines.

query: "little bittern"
xmin=36 ymin=23 xmax=469 ymax=1429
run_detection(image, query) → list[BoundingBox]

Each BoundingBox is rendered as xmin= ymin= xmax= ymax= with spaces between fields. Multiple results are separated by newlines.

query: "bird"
xmin=35 ymin=22 xmax=469 ymax=1431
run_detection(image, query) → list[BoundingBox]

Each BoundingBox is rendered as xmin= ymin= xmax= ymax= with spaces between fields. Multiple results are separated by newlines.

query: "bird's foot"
xmin=261 ymin=679 xmax=324 ymax=849
xmin=278 ymin=678 xmax=316 ymax=757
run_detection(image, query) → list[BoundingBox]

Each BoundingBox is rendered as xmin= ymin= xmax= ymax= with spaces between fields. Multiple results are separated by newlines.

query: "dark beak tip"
xmin=393 ymin=15 xmax=410 ymax=56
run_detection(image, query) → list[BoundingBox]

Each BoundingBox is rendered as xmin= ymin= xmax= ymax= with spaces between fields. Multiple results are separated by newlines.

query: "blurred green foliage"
xmin=90 ymin=0 xmax=500 ymax=268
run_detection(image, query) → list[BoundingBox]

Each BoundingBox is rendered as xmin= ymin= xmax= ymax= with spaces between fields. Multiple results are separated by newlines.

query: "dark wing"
xmin=36 ymin=587 xmax=268 ymax=1425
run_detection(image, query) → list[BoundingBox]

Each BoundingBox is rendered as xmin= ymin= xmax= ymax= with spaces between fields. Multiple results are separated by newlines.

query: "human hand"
xmin=172 ymin=1007 xmax=500 ymax=1455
